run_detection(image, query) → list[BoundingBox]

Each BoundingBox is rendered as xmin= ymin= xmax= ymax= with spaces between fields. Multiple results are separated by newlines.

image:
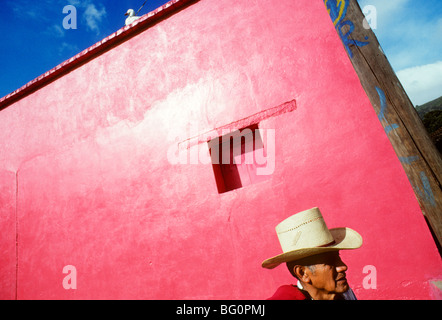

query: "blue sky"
xmin=358 ymin=0 xmax=442 ymax=106
xmin=1 ymin=0 xmax=441 ymax=106
xmin=0 ymin=0 xmax=170 ymax=99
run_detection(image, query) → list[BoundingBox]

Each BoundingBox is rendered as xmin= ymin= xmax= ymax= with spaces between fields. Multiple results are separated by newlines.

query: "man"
xmin=262 ymin=207 xmax=362 ymax=300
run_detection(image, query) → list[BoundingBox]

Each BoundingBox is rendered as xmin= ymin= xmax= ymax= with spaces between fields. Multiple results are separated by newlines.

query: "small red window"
xmin=208 ymin=124 xmax=271 ymax=193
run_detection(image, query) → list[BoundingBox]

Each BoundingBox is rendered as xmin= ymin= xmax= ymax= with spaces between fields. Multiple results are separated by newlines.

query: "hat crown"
xmin=275 ymin=207 xmax=334 ymax=253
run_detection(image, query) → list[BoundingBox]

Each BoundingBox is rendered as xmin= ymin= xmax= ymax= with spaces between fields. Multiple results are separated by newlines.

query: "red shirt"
xmin=267 ymin=285 xmax=309 ymax=300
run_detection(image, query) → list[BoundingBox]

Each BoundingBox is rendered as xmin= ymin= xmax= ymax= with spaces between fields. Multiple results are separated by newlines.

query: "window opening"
xmin=208 ymin=124 xmax=271 ymax=193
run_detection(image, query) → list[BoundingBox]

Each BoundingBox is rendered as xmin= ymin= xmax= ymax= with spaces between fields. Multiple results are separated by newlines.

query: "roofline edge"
xmin=0 ymin=0 xmax=199 ymax=111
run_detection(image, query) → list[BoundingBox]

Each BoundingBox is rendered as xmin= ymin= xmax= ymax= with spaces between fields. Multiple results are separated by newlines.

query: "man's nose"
xmin=336 ymin=258 xmax=348 ymax=272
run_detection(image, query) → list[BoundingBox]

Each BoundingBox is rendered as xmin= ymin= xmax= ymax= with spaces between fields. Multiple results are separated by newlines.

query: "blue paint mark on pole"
xmin=385 ymin=124 xmax=400 ymax=134
xmin=375 ymin=86 xmax=399 ymax=134
xmin=337 ymin=20 xmax=370 ymax=58
xmin=421 ymin=171 xmax=437 ymax=207
xmin=413 ymin=172 xmax=437 ymax=207
xmin=399 ymin=156 xmax=420 ymax=165
xmin=374 ymin=86 xmax=437 ymax=207
xmin=324 ymin=0 xmax=369 ymax=58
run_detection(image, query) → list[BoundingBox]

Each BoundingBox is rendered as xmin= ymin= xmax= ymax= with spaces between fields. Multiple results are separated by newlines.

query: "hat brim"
xmin=261 ymin=227 xmax=362 ymax=269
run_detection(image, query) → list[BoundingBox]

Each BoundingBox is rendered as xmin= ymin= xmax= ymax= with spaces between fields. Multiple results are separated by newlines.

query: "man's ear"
xmin=293 ymin=265 xmax=311 ymax=283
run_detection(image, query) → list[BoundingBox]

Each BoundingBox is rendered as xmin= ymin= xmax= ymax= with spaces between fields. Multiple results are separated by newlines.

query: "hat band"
xmin=277 ymin=216 xmax=323 ymax=235
xmin=317 ymin=240 xmax=336 ymax=247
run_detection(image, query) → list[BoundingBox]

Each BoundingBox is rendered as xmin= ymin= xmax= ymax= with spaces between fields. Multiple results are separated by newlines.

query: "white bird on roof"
xmin=125 ymin=9 xmax=141 ymax=26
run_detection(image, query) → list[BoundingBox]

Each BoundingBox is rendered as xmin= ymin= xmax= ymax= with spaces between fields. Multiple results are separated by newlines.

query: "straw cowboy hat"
xmin=262 ymin=207 xmax=362 ymax=269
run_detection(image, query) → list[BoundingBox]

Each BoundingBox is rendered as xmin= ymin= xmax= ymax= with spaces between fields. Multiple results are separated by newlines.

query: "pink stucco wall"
xmin=0 ymin=0 xmax=440 ymax=299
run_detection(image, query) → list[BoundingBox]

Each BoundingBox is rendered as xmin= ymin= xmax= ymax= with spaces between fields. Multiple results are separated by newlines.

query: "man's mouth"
xmin=336 ymin=275 xmax=347 ymax=282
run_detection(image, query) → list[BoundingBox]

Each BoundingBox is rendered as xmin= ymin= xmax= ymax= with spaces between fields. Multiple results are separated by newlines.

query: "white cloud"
xmin=396 ymin=61 xmax=442 ymax=106
xmin=83 ymin=3 xmax=106 ymax=35
xmin=358 ymin=0 xmax=442 ymax=71
xmin=358 ymin=0 xmax=409 ymax=29
xmin=7 ymin=0 xmax=107 ymax=35
xmin=67 ymin=0 xmax=81 ymax=5
xmin=58 ymin=42 xmax=79 ymax=56
xmin=49 ymin=24 xmax=65 ymax=38
xmin=67 ymin=0 xmax=107 ymax=35
xmin=7 ymin=0 xmax=55 ymax=22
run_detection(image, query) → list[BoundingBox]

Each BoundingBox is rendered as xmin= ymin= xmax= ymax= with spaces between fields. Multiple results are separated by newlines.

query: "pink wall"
xmin=0 ymin=0 xmax=440 ymax=299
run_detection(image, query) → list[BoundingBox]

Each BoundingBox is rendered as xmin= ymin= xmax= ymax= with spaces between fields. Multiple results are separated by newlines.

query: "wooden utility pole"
xmin=323 ymin=0 xmax=442 ymax=250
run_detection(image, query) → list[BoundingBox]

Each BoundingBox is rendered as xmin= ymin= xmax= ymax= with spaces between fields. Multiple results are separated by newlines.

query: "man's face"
xmin=304 ymin=251 xmax=349 ymax=294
